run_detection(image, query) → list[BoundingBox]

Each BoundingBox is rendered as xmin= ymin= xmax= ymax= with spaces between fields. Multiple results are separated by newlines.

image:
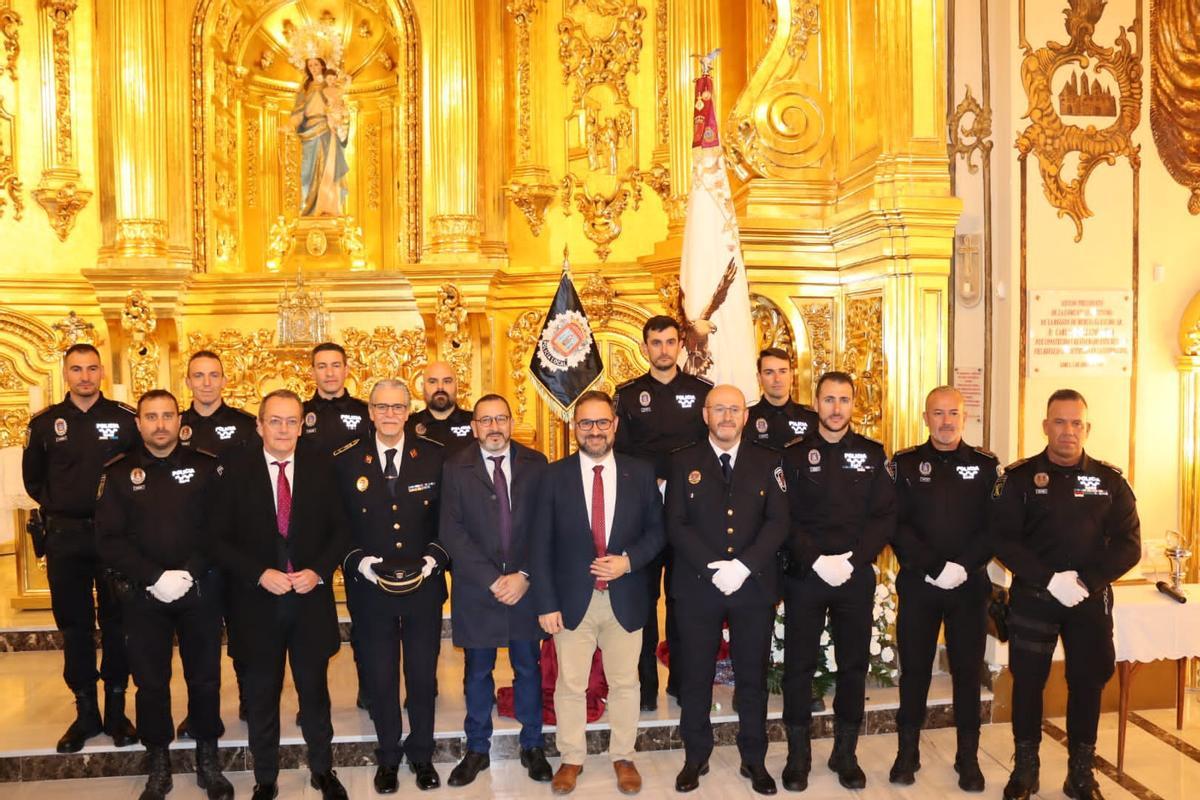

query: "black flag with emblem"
xmin=529 ymin=266 xmax=604 ymax=419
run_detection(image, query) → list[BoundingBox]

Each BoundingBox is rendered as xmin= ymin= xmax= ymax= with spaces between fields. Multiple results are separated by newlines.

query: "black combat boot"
xmin=196 ymin=739 xmax=234 ymax=800
xmin=103 ymin=684 xmax=138 ymax=747
xmin=781 ymin=725 xmax=811 ymax=791
xmin=827 ymin=721 xmax=866 ymax=789
xmin=1002 ymin=740 xmax=1040 ymax=800
xmin=954 ymin=728 xmax=986 ymax=792
xmin=889 ymin=726 xmax=921 ymax=784
xmin=56 ymin=687 xmax=103 ymax=753
xmin=138 ymin=745 xmax=173 ymax=800
xmin=1063 ymin=741 xmax=1104 ymax=800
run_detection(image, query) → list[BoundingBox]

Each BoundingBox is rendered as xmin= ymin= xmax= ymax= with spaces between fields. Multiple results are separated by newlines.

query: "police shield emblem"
xmin=415 ymin=423 xmax=427 ymax=435
xmin=130 ymin=468 xmax=146 ymax=485
xmin=356 ymin=476 xmax=369 ymax=492
xmin=755 ymin=417 xmax=769 ymax=433
xmin=918 ymin=461 xmax=932 ymax=476
xmin=808 ymin=449 xmax=821 ymax=465
xmin=688 ymin=470 xmax=702 ymax=484
xmin=180 ymin=425 xmax=193 ymax=442
xmin=305 ymin=411 xmax=317 ymax=427
xmin=1034 ymin=472 xmax=1050 ymax=488
xmin=639 ymin=390 xmax=651 ymax=407
xmin=54 ymin=418 xmax=67 ymax=437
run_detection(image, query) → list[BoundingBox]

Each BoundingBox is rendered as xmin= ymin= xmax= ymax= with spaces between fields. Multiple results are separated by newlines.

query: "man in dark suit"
xmin=214 ymin=389 xmax=350 ymax=800
xmin=333 ymin=379 xmax=448 ymax=793
xmin=667 ymin=384 xmax=789 ymax=795
xmin=439 ymin=393 xmax=552 ymax=788
xmin=532 ymin=390 xmax=665 ymax=796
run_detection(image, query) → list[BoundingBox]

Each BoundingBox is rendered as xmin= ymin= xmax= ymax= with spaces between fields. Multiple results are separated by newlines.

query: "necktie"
xmin=273 ymin=461 xmax=293 ymax=571
xmin=719 ymin=452 xmax=733 ymax=483
xmin=591 ymin=464 xmax=608 ymax=590
xmin=489 ymin=455 xmax=512 ymax=560
xmin=384 ymin=448 xmax=398 ymax=496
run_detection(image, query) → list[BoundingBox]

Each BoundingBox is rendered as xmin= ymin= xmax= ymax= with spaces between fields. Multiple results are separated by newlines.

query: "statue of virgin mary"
xmin=287 ymin=26 xmax=350 ymax=216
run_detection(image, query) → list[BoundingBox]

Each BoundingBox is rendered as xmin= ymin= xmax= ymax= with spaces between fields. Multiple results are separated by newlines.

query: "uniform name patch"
xmin=408 ymin=481 xmax=435 ymax=493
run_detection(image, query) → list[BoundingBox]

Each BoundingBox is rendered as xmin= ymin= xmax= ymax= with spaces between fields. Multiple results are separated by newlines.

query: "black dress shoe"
xmin=447 ymin=751 xmax=489 ymax=787
xmin=674 ymin=761 xmax=709 ymax=793
xmin=251 ymin=783 xmax=278 ymax=800
xmin=410 ymin=761 xmax=441 ymax=790
xmin=740 ymin=763 xmax=778 ymax=795
xmin=310 ymin=769 xmax=349 ymax=800
xmin=374 ymin=764 xmax=399 ymax=794
xmin=521 ymin=746 xmax=553 ymax=782
xmin=640 ymin=691 xmax=658 ymax=712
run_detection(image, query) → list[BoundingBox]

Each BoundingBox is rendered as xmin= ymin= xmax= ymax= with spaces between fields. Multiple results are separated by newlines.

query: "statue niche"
xmin=191 ymin=0 xmax=421 ymax=273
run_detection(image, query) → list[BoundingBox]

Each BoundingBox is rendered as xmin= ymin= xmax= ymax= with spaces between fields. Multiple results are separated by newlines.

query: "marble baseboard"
xmin=0 ymin=698 xmax=990 ymax=782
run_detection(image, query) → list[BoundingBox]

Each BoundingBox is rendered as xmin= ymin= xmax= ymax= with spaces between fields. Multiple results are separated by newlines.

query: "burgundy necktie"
xmin=592 ymin=464 xmax=607 ymax=590
xmin=489 ymin=455 xmax=512 ymax=560
xmin=273 ymin=461 xmax=293 ymax=571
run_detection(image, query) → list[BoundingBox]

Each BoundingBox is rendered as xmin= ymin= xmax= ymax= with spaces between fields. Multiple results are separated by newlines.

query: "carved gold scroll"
xmin=1150 ymin=0 xmax=1200 ymax=214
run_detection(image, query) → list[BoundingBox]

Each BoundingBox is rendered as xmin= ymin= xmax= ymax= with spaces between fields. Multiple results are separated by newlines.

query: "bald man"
xmin=887 ymin=386 xmax=998 ymax=791
xmin=666 ymin=385 xmax=788 ymax=795
xmin=405 ymin=362 xmax=475 ymax=453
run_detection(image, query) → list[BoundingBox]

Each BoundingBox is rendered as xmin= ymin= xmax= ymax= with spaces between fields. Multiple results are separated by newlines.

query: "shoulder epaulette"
xmin=668 ymin=441 xmax=696 ymax=455
xmin=332 ymin=439 xmax=360 ymax=457
xmin=29 ymin=406 xmax=52 ymax=421
xmin=103 ymin=453 xmax=128 ymax=468
xmin=971 ymin=444 xmax=998 ymax=460
xmin=418 ymin=434 xmax=444 ymax=447
xmin=784 ymin=435 xmax=807 ymax=448
xmin=231 ymin=405 xmax=256 ymax=420
xmin=892 ymin=445 xmax=920 ymax=458
xmin=1094 ymin=458 xmax=1123 ymax=475
xmin=615 ymin=376 xmax=639 ymax=390
xmin=1004 ymin=455 xmax=1033 ymax=473
xmin=117 ymin=401 xmax=137 ymax=414
xmin=857 ymin=434 xmax=886 ymax=450
xmin=693 ymin=374 xmax=714 ymax=386
xmin=195 ymin=448 xmax=218 ymax=459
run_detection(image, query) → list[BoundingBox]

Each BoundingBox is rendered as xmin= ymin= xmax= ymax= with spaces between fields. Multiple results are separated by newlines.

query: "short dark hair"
xmin=258 ymin=388 xmax=304 ymax=421
xmin=642 ymin=315 xmax=680 ymax=342
xmin=757 ymin=347 xmax=791 ymax=371
xmin=137 ymin=389 xmax=178 ymax=413
xmin=473 ymin=393 xmax=511 ymax=416
xmin=187 ymin=350 xmax=223 ymax=369
xmin=1046 ymin=388 xmax=1088 ymax=412
xmin=816 ymin=370 xmax=855 ymax=397
xmin=310 ymin=342 xmax=346 ymax=363
xmin=64 ymin=343 xmax=100 ymax=361
xmin=574 ymin=390 xmax=615 ymax=417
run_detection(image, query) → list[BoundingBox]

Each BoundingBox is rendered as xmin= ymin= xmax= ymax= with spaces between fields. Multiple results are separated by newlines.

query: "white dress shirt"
xmin=709 ymin=437 xmax=741 ymax=470
xmin=377 ymin=435 xmax=405 ymax=475
xmin=579 ymin=450 xmax=617 ymax=546
xmin=481 ymin=445 xmax=513 ymax=488
xmin=263 ymin=449 xmax=296 ymax=513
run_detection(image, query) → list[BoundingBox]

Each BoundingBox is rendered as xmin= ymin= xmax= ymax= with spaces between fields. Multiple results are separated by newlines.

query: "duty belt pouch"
xmin=103 ymin=567 xmax=138 ymax=602
xmin=987 ymin=584 xmax=1010 ymax=642
xmin=26 ymin=509 xmax=46 ymax=559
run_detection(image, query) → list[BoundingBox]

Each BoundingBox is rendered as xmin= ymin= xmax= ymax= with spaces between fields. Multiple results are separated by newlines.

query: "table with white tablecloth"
xmin=1111 ymin=583 xmax=1200 ymax=774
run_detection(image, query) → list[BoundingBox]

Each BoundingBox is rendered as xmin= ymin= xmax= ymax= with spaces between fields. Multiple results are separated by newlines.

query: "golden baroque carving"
xmin=1150 ymin=0 xmax=1200 ymax=214
xmin=45 ymin=0 xmax=76 ymax=165
xmin=841 ymin=294 xmax=884 ymax=442
xmin=727 ymin=0 xmax=832 ymax=180
xmin=436 ymin=283 xmax=473 ymax=405
xmin=214 ymin=169 xmax=235 ymax=210
xmin=342 ymin=325 xmax=428 ymax=400
xmin=798 ymin=300 xmax=833 ymax=384
xmin=653 ymin=0 xmax=667 ymax=147
xmin=642 ymin=161 xmax=671 ymax=202
xmin=0 ymin=406 xmax=30 ymax=448
xmin=33 ymin=178 xmax=91 ymax=241
xmin=121 ymin=290 xmax=159 ymax=401
xmin=656 ymin=273 xmax=682 ymax=321
xmin=506 ymin=179 xmax=558 ymax=236
xmin=949 ymin=85 xmax=993 ymax=175
xmin=557 ymin=0 xmax=647 ymax=106
xmin=364 ymin=120 xmax=381 ymax=210
xmin=0 ymin=355 xmax=22 ymax=390
xmin=0 ymin=98 xmax=21 ymax=221
xmin=750 ymin=294 xmax=795 ymax=357
xmin=0 ymin=308 xmax=59 ymax=363
xmin=0 ymin=1 xmax=19 ymax=80
xmin=51 ymin=310 xmax=96 ymax=351
xmin=508 ymin=0 xmax=541 ymax=164
xmin=507 ymin=309 xmax=544 ymax=419
xmin=1016 ymin=0 xmax=1143 ymax=242
xmin=609 ymin=347 xmax=643 ymax=385
xmin=578 ymin=273 xmax=615 ymax=327
xmin=560 ymin=168 xmax=643 ymax=261
xmin=245 ymin=116 xmax=259 ymax=208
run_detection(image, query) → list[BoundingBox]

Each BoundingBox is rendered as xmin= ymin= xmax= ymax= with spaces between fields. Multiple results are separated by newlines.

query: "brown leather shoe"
xmin=551 ymin=763 xmax=583 ymax=795
xmin=613 ymin=760 xmax=642 ymax=795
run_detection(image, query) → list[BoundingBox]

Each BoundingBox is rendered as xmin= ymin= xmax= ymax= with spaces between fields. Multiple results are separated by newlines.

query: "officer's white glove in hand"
xmin=812 ymin=552 xmax=854 ymax=587
xmin=707 ymin=560 xmax=751 ymax=595
xmin=150 ymin=570 xmax=193 ymax=603
xmin=931 ymin=561 xmax=969 ymax=590
xmin=421 ymin=556 xmax=437 ymax=578
xmin=1047 ymin=570 xmax=1089 ymax=607
xmin=358 ymin=556 xmax=383 ymax=585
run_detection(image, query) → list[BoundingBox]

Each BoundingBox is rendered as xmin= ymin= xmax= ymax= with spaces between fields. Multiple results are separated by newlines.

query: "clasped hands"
xmin=258 ymin=567 xmax=323 ymax=595
xmin=1047 ymin=570 xmax=1089 ymax=607
xmin=924 ymin=561 xmax=969 ymax=590
xmin=812 ymin=551 xmax=855 ymax=587
xmin=148 ymin=570 xmax=193 ymax=603
xmin=706 ymin=559 xmax=751 ymax=595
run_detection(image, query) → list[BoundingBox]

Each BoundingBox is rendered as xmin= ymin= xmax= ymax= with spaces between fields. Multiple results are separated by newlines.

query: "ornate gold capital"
xmin=115 ymin=219 xmax=170 ymax=257
xmin=506 ymin=179 xmax=557 ymax=236
xmin=33 ymin=174 xmax=91 ymax=241
xmin=429 ymin=214 xmax=482 ymax=253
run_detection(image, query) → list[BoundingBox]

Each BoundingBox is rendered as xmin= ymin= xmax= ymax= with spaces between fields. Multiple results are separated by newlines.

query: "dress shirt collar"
xmin=377 ymin=435 xmax=404 ymax=471
xmin=579 ymin=448 xmax=616 ymax=473
xmin=709 ymin=437 xmax=741 ymax=468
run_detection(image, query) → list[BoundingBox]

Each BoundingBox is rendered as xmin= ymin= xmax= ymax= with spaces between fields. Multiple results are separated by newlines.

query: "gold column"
xmin=427 ymin=0 xmax=481 ymax=257
xmin=476 ymin=0 xmax=508 ymax=259
xmin=1180 ymin=357 xmax=1200 ymax=584
xmin=162 ymin=0 xmax=192 ymax=269
xmin=505 ymin=0 xmax=556 ymax=238
xmin=95 ymin=0 xmax=169 ymax=263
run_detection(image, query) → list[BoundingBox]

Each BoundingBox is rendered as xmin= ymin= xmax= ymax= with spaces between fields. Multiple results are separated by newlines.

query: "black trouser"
xmin=895 ymin=568 xmax=988 ymax=733
xmin=124 ymin=571 xmax=223 ymax=746
xmin=344 ymin=580 xmax=371 ymax=707
xmin=44 ymin=519 xmax=128 ymax=692
xmin=244 ymin=594 xmax=335 ymax=783
xmin=640 ymin=548 xmax=679 ymax=696
xmin=782 ymin=565 xmax=874 ymax=728
xmin=1008 ymin=581 xmax=1114 ymax=746
xmin=354 ymin=592 xmax=442 ymax=766
xmin=676 ymin=594 xmax=774 ymax=764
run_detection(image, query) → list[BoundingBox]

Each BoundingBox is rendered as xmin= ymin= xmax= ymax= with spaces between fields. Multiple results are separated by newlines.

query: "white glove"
xmin=1047 ymin=570 xmax=1089 ymax=607
xmin=812 ymin=552 xmax=854 ymax=587
xmin=358 ymin=556 xmax=383 ymax=585
xmin=149 ymin=570 xmax=193 ymax=603
xmin=707 ymin=559 xmax=751 ymax=595
xmin=421 ymin=556 xmax=437 ymax=578
xmin=927 ymin=561 xmax=969 ymax=590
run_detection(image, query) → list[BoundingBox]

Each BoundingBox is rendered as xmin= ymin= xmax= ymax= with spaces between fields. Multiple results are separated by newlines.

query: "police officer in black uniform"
xmin=302 ymin=342 xmax=371 ymax=456
xmin=614 ymin=315 xmax=710 ymax=710
xmin=666 ymin=384 xmax=789 ymax=795
xmin=744 ymin=348 xmax=818 ymax=451
xmin=180 ymin=350 xmax=258 ymax=453
xmin=991 ymin=389 xmax=1140 ymax=800
xmin=95 ymin=390 xmax=234 ymax=800
xmin=405 ymin=360 xmax=475 ymax=452
xmin=781 ymin=370 xmax=896 ymax=791
xmin=21 ymin=343 xmax=139 ymax=753
xmin=887 ymin=386 xmax=998 ymax=791
xmin=334 ymin=379 xmax=449 ymax=794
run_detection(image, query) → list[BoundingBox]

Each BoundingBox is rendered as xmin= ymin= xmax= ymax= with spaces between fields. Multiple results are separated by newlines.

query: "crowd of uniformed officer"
xmin=21 ymin=325 xmax=1140 ymax=800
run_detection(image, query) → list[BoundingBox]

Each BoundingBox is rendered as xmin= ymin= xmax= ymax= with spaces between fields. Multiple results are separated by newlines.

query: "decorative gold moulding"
xmin=114 ymin=219 xmax=169 ymax=257
xmin=428 ymin=214 xmax=482 ymax=254
xmin=266 ymin=216 xmax=372 ymax=272
xmin=32 ymin=172 xmax=91 ymax=242
xmin=506 ymin=178 xmax=558 ymax=236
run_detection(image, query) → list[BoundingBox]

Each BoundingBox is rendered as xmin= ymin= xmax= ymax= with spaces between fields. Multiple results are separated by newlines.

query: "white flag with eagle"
xmin=678 ymin=52 xmax=758 ymax=401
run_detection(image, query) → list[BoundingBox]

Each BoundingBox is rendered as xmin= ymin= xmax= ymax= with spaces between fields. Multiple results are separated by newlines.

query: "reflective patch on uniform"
xmin=956 ymin=465 xmax=980 ymax=480
xmin=788 ymin=420 xmax=808 ymax=435
xmin=774 ymin=466 xmax=787 ymax=492
xmin=215 ymin=425 xmax=236 ymax=440
xmin=755 ymin=417 xmax=768 ymax=433
xmin=843 ymin=452 xmax=868 ymax=471
xmin=341 ymin=414 xmax=362 ymax=430
xmin=172 ymin=468 xmax=196 ymax=485
xmin=991 ymin=473 xmax=1008 ymax=499
xmin=216 ymin=465 xmax=224 ymax=476
xmin=54 ymin=418 xmax=68 ymax=437
xmin=96 ymin=422 xmax=120 ymax=440
xmin=1074 ymin=474 xmax=1108 ymax=497
xmin=180 ymin=425 xmax=193 ymax=442
xmin=675 ymin=394 xmax=696 ymax=409
xmin=408 ymin=481 xmax=436 ymax=492
xmin=450 ymin=425 xmax=472 ymax=437
xmin=96 ymin=474 xmax=107 ymax=499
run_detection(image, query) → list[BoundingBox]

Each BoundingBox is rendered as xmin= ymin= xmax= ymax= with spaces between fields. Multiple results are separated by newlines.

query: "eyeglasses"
xmin=265 ymin=417 xmax=301 ymax=430
xmin=706 ymin=405 xmax=744 ymax=417
xmin=371 ymin=403 xmax=409 ymax=415
xmin=575 ymin=418 xmax=614 ymax=431
xmin=474 ymin=414 xmax=510 ymax=426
